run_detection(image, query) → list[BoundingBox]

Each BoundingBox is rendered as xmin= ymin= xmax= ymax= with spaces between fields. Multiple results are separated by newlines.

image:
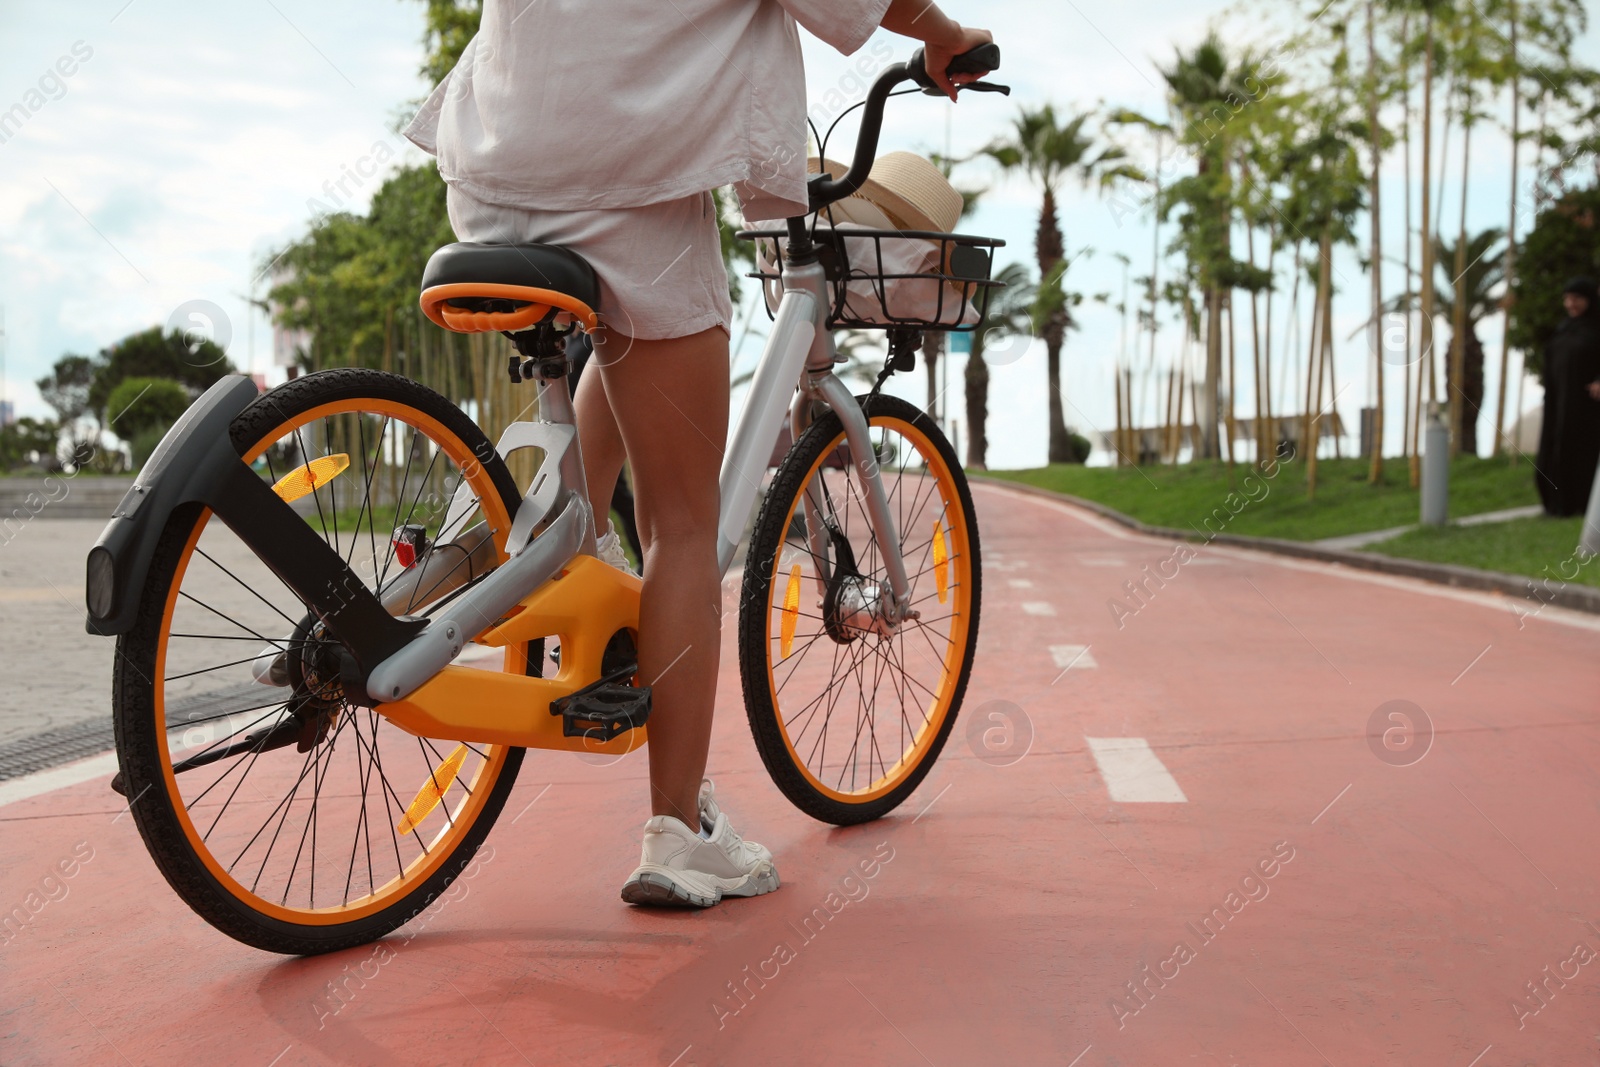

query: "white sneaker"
xmin=595 ymin=522 xmax=638 ymax=576
xmin=620 ymin=780 xmax=779 ymax=907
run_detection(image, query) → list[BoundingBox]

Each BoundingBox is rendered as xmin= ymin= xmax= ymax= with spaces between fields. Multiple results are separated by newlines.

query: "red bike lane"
xmin=3 ymin=480 xmax=1597 ymax=1066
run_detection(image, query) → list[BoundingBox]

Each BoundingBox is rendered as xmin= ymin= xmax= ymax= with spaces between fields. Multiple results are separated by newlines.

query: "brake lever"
xmin=919 ymin=79 xmax=1011 ymax=97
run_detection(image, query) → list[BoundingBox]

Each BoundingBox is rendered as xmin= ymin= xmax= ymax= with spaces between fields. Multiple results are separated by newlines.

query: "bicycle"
xmin=86 ymin=45 xmax=1008 ymax=954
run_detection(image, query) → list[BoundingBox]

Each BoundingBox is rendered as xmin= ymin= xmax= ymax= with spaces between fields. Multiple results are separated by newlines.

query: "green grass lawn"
xmin=1369 ymin=515 xmax=1600 ymax=588
xmin=982 ymin=455 xmax=1540 ymax=542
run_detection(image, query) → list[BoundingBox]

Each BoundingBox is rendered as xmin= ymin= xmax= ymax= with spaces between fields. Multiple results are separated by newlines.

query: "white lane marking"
xmin=1078 ymin=557 xmax=1128 ymax=567
xmin=1021 ymin=602 xmax=1056 ymax=616
xmin=1050 ymin=644 xmax=1098 ymax=670
xmin=0 ymin=751 xmax=117 ymax=808
xmin=1007 ymin=578 xmax=1034 ymax=588
xmin=1086 ymin=737 xmax=1188 ymax=802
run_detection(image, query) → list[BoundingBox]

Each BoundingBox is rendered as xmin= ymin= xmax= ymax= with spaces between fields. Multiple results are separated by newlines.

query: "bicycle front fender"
xmin=85 ymin=375 xmax=259 ymax=636
xmin=84 ymin=376 xmax=421 ymax=700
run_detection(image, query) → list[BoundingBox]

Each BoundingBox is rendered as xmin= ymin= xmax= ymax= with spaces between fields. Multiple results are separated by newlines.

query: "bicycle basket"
xmin=738 ymin=225 xmax=1005 ymax=332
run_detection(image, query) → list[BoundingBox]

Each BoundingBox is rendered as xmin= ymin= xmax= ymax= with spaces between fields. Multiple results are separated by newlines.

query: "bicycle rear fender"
xmin=84 ymin=376 xmax=420 ymax=700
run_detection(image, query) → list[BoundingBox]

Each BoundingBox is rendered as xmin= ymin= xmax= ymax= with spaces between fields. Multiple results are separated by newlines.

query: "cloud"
xmin=1 ymin=0 xmax=1595 ymax=465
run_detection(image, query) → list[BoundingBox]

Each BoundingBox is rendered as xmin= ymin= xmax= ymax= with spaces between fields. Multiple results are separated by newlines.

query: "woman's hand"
xmin=923 ymin=25 xmax=994 ymax=101
xmin=880 ymin=1 xmax=994 ymax=101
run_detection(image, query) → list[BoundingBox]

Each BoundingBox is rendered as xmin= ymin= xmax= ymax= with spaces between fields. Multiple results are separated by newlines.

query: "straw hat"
xmin=859 ymin=151 xmax=963 ymax=233
xmin=806 ymin=157 xmax=892 ymax=229
xmin=807 ymin=153 xmax=963 ymax=233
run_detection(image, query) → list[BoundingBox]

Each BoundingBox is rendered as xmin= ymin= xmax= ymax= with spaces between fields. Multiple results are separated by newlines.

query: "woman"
xmin=405 ymin=0 xmax=992 ymax=907
xmin=1535 ymin=276 xmax=1600 ymax=517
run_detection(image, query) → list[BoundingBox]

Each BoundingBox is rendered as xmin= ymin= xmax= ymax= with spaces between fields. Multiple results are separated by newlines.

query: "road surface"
xmin=3 ymin=481 xmax=1598 ymax=1065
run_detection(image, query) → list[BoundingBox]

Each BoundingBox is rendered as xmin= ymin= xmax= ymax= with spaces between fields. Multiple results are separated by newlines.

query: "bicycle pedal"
xmin=551 ymin=684 xmax=651 ymax=741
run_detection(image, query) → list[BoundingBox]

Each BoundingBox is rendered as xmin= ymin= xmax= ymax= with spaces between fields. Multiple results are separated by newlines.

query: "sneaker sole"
xmin=620 ymin=865 xmax=780 ymax=909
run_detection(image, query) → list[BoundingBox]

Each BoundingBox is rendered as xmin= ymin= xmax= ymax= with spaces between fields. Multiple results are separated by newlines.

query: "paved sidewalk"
xmin=0 ymin=520 xmax=113 ymax=750
xmin=1315 ymin=503 xmax=1545 ymax=551
xmin=3 ymin=483 xmax=1597 ymax=1065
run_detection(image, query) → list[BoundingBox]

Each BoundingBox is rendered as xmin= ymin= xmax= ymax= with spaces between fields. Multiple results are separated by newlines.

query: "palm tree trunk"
xmin=1367 ymin=0 xmax=1385 ymax=483
xmin=1308 ymin=231 xmax=1333 ymax=497
xmin=924 ymin=331 xmax=944 ymax=424
xmin=965 ymin=339 xmax=990 ymax=469
xmin=1036 ymin=187 xmax=1072 ymax=464
xmin=1401 ymin=9 xmax=1415 ymax=472
xmin=1202 ymin=287 xmax=1223 ymax=460
xmin=1284 ymin=242 xmax=1303 ymax=423
xmin=1414 ymin=9 xmax=1436 ymax=488
xmin=1449 ymin=114 xmax=1473 ymax=455
xmin=1302 ymin=259 xmax=1320 ymax=464
xmin=1264 ymin=223 xmax=1278 ymax=457
xmin=1114 ymin=364 xmax=1126 ymax=467
xmin=1248 ymin=218 xmax=1266 ymax=467
xmin=1225 ymin=293 xmax=1237 ymax=465
xmin=1144 ymin=133 xmax=1164 ymax=448
xmin=1125 ymin=367 xmax=1136 ymax=463
xmin=1326 ymin=292 xmax=1341 ymax=461
xmin=1493 ymin=0 xmax=1519 ymax=458
xmin=1162 ymin=365 xmax=1176 ymax=462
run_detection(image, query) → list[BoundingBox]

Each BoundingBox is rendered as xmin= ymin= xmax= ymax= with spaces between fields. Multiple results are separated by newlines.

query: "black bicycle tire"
xmin=737 ymin=392 xmax=982 ymax=825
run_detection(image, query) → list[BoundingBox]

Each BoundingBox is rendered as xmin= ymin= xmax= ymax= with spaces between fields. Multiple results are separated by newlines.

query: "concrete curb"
xmin=971 ymin=474 xmax=1600 ymax=618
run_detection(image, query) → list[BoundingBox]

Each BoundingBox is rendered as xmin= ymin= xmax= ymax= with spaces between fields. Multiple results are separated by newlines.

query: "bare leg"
xmin=573 ymin=366 xmax=626 ymax=528
xmin=591 ymin=326 xmax=729 ymax=826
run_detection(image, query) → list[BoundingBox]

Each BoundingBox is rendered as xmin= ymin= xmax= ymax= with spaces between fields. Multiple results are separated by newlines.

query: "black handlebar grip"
xmin=947 ymin=42 xmax=1000 ymax=76
xmin=908 ymin=43 xmax=1001 ymax=94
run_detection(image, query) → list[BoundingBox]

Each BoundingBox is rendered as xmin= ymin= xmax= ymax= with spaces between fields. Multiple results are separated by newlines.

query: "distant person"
xmin=1535 ymin=276 xmax=1600 ymax=517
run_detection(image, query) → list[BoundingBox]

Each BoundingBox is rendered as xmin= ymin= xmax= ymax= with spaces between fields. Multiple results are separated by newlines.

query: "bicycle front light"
xmin=87 ymin=546 xmax=116 ymax=619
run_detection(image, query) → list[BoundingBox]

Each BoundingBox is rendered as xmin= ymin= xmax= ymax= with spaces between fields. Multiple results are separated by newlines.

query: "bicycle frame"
xmin=363 ymin=252 xmax=914 ymax=748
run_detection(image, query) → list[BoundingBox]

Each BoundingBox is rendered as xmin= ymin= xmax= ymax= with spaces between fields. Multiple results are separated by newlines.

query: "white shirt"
xmin=404 ymin=0 xmax=890 ymax=222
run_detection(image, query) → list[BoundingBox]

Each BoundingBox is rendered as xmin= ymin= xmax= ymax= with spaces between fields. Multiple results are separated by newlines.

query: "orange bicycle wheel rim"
xmin=762 ymin=415 xmax=974 ymax=804
xmin=154 ymin=397 xmax=517 ymax=925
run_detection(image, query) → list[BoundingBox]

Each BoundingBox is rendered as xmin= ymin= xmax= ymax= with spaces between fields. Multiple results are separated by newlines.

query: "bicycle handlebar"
xmin=805 ymin=43 xmax=1006 ymax=214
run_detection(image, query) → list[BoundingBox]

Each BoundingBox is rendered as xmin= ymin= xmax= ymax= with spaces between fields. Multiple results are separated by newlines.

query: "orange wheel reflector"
xmin=932 ymin=521 xmax=949 ymax=604
xmin=397 ymin=743 xmax=468 ymax=835
xmin=271 ymin=453 xmax=350 ymax=503
xmin=780 ymin=564 xmax=802 ymax=659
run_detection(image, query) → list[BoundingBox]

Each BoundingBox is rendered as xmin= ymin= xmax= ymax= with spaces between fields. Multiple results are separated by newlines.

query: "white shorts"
xmin=445 ymin=185 xmax=733 ymax=341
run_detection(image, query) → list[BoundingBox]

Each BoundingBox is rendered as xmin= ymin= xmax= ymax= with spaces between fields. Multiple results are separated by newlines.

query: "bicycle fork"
xmin=716 ymin=258 xmax=914 ymax=628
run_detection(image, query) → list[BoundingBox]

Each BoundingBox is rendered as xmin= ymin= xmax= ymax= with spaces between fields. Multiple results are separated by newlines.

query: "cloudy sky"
xmin=2 ymin=1 xmax=1596 ymax=468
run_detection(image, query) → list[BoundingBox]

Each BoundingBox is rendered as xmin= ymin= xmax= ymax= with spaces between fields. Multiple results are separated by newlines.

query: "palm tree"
xmin=965 ymin=262 xmax=1037 ymax=469
xmin=1154 ymin=33 xmax=1259 ymax=461
xmin=1390 ymin=0 xmax=1451 ymax=485
xmin=984 ymin=105 xmax=1133 ymax=463
xmin=1366 ymin=0 xmax=1389 ymax=483
xmin=1434 ymin=228 xmax=1505 ymax=454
